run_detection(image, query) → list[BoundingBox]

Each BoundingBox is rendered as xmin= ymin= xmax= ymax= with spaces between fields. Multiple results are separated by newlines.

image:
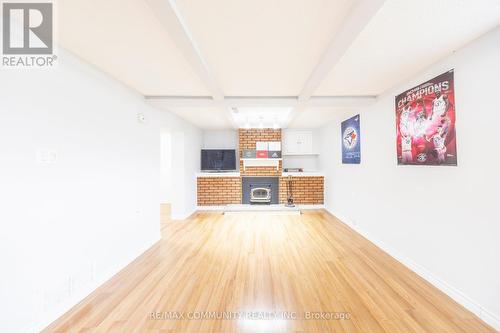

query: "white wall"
xmin=319 ymin=27 xmax=500 ymax=330
xmin=202 ymin=130 xmax=238 ymax=149
xmin=158 ymin=117 xmax=201 ymax=219
xmin=160 ymin=132 xmax=172 ymax=203
xmin=167 ymin=128 xmax=202 ymax=219
xmin=282 ymin=155 xmax=319 ymax=171
xmin=202 ymin=130 xmax=239 ymax=171
xmin=0 ymin=48 xmax=201 ymax=333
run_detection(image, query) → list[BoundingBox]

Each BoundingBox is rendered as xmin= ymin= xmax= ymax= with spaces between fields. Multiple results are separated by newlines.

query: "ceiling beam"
xmin=145 ymin=0 xmax=224 ymax=100
xmin=307 ymin=96 xmax=376 ymax=108
xmin=145 ymin=95 xmax=376 ymax=108
xmin=225 ymin=96 xmax=298 ymax=108
xmin=298 ymin=0 xmax=386 ymax=101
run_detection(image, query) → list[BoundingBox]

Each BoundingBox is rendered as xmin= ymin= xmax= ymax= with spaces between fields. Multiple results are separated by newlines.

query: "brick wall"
xmin=239 ymin=161 xmax=282 ymax=177
xmin=239 ymin=128 xmax=282 ymax=176
xmin=197 ymin=177 xmax=241 ymax=206
xmin=279 ymin=176 xmax=324 ymax=204
xmin=238 ymin=128 xmax=281 ymax=152
xmin=197 ymin=129 xmax=324 ymax=206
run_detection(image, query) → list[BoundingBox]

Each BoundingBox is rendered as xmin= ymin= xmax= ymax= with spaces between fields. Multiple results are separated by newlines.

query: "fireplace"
xmin=250 ymin=186 xmax=271 ymax=203
xmin=242 ymin=177 xmax=279 ymax=204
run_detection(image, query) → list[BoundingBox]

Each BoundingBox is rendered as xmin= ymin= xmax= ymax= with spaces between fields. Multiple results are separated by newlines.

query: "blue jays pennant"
xmin=341 ymin=115 xmax=361 ymax=164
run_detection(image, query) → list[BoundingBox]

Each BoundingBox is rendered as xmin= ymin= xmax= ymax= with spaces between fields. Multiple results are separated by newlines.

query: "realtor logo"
xmin=2 ymin=1 xmax=56 ymax=67
xmin=3 ymin=2 xmax=53 ymax=54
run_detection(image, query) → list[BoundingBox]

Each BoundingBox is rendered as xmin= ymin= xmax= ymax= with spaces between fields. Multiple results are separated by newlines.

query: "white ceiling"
xmin=315 ymin=0 xmax=500 ymax=96
xmin=231 ymin=107 xmax=294 ymax=129
xmin=288 ymin=107 xmax=354 ymax=128
xmin=58 ymin=0 xmax=500 ymax=129
xmin=174 ymin=0 xmax=357 ymax=96
xmin=159 ymin=106 xmax=233 ymax=129
xmin=58 ymin=0 xmax=210 ymax=96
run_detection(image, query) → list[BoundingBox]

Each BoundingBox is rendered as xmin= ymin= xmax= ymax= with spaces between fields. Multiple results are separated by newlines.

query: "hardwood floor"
xmin=43 ymin=209 xmax=496 ymax=333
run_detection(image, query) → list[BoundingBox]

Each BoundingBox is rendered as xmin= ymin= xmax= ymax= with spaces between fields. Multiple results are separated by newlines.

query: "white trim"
xmin=196 ymin=172 xmax=240 ymax=177
xmin=224 ymin=210 xmax=301 ymax=216
xmin=326 ymin=207 xmax=500 ymax=331
xmin=282 ymin=152 xmax=320 ymax=156
xmin=197 ymin=206 xmax=226 ymax=211
xmin=296 ymin=204 xmax=325 ymax=210
xmin=144 ymin=0 xmax=223 ymax=100
xmin=241 ymin=158 xmax=281 ymax=171
xmin=282 ymin=172 xmax=324 ymax=177
xmin=196 ymin=204 xmax=325 ymax=211
xmin=145 ymin=95 xmax=377 ymax=108
xmin=298 ymin=0 xmax=387 ymax=100
xmin=307 ymin=96 xmax=377 ymax=107
xmin=33 ymin=236 xmax=161 ymax=333
xmin=171 ymin=207 xmax=197 ymax=220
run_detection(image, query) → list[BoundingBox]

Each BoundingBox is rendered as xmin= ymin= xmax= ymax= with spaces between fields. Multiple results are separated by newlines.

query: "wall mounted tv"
xmin=201 ymin=149 xmax=236 ymax=172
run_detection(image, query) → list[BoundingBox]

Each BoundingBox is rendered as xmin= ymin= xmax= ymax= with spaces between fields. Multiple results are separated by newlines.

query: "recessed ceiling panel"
xmin=288 ymin=107 xmax=352 ymax=128
xmin=231 ymin=107 xmax=293 ymax=128
xmin=148 ymin=102 xmax=233 ymax=129
xmin=176 ymin=0 xmax=357 ymax=96
xmin=58 ymin=0 xmax=210 ymax=96
xmin=315 ymin=0 xmax=500 ymax=96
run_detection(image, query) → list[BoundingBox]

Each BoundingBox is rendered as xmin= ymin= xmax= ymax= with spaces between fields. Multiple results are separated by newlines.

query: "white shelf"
xmin=196 ymin=172 xmax=240 ymax=177
xmin=282 ymin=152 xmax=320 ymax=156
xmin=241 ymin=158 xmax=281 ymax=171
xmin=282 ymin=171 xmax=324 ymax=177
xmin=241 ymin=158 xmax=282 ymax=161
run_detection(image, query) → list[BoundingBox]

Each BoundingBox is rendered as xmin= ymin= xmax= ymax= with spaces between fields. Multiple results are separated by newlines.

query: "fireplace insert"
xmin=250 ymin=186 xmax=272 ymax=204
xmin=242 ymin=177 xmax=279 ymax=204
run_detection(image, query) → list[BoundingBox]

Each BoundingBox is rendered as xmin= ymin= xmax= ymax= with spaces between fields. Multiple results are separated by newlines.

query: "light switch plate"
xmin=137 ymin=112 xmax=146 ymax=123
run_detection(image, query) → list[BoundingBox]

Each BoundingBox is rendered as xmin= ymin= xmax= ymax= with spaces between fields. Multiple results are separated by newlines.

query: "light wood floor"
xmin=43 ymin=209 xmax=496 ymax=333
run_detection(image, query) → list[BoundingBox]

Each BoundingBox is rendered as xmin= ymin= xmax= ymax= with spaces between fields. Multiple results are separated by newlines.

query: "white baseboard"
xmin=171 ymin=207 xmax=197 ymax=220
xmin=196 ymin=204 xmax=325 ymax=211
xmin=326 ymin=208 xmax=500 ymax=331
xmin=196 ymin=205 xmax=226 ymax=211
xmin=32 ymin=235 xmax=161 ymax=333
xmin=298 ymin=204 xmax=325 ymax=210
xmin=224 ymin=210 xmax=301 ymax=216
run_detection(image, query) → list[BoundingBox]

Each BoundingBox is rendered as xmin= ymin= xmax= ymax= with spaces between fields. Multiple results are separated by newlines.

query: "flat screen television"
xmin=201 ymin=149 xmax=236 ymax=172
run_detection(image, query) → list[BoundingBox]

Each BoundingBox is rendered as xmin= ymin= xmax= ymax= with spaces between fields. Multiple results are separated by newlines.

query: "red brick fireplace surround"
xmin=197 ymin=129 xmax=324 ymax=206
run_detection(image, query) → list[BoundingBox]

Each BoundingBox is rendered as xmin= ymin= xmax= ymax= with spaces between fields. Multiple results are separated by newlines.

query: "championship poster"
xmin=342 ymin=114 xmax=361 ymax=164
xmin=396 ymin=70 xmax=457 ymax=166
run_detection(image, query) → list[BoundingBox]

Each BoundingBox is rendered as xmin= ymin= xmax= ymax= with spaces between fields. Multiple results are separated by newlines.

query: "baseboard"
xmin=324 ymin=207 xmax=500 ymax=331
xmin=197 ymin=205 xmax=226 ymax=211
xmin=171 ymin=207 xmax=197 ymax=220
xmin=298 ymin=204 xmax=325 ymax=210
xmin=34 ymin=235 xmax=161 ymax=333
xmin=196 ymin=204 xmax=325 ymax=211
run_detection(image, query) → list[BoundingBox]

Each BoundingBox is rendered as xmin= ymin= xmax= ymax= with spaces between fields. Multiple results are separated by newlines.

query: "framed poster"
xmin=342 ymin=114 xmax=361 ymax=164
xmin=396 ymin=70 xmax=457 ymax=166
